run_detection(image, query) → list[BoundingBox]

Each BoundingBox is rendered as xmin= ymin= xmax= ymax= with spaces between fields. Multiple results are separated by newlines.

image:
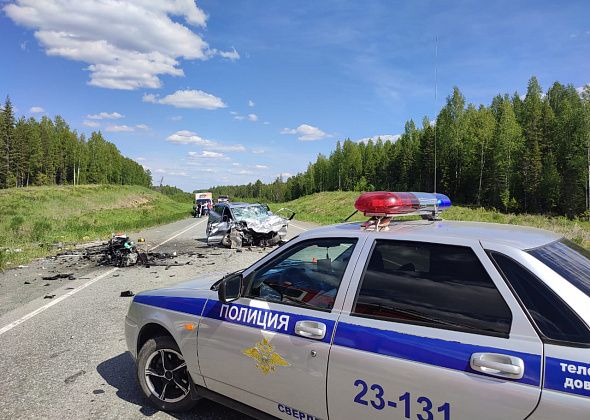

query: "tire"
xmin=137 ymin=335 xmax=199 ymax=412
xmin=221 ymin=233 xmax=231 ymax=248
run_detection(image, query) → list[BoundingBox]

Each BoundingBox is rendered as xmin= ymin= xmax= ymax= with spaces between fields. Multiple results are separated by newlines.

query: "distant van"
xmin=217 ymin=195 xmax=229 ymax=203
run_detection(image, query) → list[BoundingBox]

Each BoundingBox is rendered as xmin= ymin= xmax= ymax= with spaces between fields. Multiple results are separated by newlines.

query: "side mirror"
xmin=218 ymin=273 xmax=243 ymax=303
xmin=288 ymin=212 xmax=296 ymax=221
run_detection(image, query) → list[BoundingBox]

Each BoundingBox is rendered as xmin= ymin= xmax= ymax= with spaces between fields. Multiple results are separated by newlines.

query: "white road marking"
xmin=151 ymin=218 xmax=206 ymax=250
xmin=0 ymin=268 xmax=117 ymax=336
xmin=0 ymin=219 xmax=206 ymax=336
xmin=289 ymin=222 xmax=309 ymax=231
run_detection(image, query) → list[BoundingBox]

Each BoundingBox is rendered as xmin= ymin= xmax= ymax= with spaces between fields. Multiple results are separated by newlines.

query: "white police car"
xmin=125 ymin=192 xmax=590 ymax=419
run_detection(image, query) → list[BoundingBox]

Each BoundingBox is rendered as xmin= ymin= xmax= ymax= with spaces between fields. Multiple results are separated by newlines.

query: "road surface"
xmin=0 ymin=217 xmax=316 ymax=419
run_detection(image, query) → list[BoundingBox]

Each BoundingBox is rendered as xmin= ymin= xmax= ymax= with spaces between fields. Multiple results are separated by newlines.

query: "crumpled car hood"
xmin=238 ymin=214 xmax=287 ymax=234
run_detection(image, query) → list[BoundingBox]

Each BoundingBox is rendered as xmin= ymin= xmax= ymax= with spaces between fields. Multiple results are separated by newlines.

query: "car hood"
xmin=238 ymin=214 xmax=287 ymax=234
xmin=136 ymin=272 xmax=222 ymax=296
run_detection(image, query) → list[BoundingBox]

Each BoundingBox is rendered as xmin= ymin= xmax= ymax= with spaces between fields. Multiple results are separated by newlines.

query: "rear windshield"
xmin=528 ymin=239 xmax=590 ymax=297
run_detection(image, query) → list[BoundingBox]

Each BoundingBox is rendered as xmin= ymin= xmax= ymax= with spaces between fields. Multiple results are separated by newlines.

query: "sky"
xmin=0 ymin=0 xmax=589 ymax=192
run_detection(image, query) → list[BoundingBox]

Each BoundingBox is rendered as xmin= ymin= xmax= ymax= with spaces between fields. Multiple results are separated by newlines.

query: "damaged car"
xmin=206 ymin=202 xmax=295 ymax=248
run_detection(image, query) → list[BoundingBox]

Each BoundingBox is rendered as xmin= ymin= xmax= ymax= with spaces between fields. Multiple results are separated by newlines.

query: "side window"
xmin=222 ymin=207 xmax=231 ymax=220
xmin=245 ymin=238 xmax=357 ymax=311
xmin=490 ymin=252 xmax=590 ymax=346
xmin=353 ymin=240 xmax=512 ymax=337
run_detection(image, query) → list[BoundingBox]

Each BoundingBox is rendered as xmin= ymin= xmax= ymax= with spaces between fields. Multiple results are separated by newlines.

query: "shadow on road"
xmin=97 ymin=352 xmax=249 ymax=419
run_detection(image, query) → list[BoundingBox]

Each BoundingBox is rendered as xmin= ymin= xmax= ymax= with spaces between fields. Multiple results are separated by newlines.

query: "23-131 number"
xmin=353 ymin=379 xmax=451 ymax=420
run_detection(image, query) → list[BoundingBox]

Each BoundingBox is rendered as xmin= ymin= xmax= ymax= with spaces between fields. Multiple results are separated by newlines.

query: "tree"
xmin=0 ymin=96 xmax=16 ymax=187
xmin=521 ymin=77 xmax=544 ymax=212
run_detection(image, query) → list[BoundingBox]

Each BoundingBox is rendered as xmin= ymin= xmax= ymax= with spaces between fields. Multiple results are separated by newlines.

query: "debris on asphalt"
xmin=120 ymin=290 xmax=135 ymax=297
xmin=24 ymin=281 xmax=31 ymax=285
xmin=44 ymin=294 xmax=55 ymax=299
xmin=42 ymin=273 xmax=75 ymax=280
xmin=64 ymin=369 xmax=86 ymax=384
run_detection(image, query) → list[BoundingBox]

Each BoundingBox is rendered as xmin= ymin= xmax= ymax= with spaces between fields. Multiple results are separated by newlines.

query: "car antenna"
xmin=343 ymin=209 xmax=358 ymax=222
xmin=431 ymin=35 xmax=440 ymax=221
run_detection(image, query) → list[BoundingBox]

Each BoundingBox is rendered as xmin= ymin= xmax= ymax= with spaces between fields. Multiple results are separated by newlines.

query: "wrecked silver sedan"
xmin=206 ymin=202 xmax=294 ymax=248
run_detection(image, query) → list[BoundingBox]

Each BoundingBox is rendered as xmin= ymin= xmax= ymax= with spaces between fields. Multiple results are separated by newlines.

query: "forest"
xmin=207 ymin=77 xmax=590 ymax=218
xmin=0 ymin=97 xmax=151 ymax=189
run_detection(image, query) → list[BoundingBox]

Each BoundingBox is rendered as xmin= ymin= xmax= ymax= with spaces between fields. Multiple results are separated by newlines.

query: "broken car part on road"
xmin=58 ymin=233 xmax=189 ymax=268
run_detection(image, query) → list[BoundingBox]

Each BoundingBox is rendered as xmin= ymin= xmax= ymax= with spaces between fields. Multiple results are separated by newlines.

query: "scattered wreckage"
xmin=206 ymin=202 xmax=295 ymax=248
xmin=60 ymin=234 xmax=188 ymax=268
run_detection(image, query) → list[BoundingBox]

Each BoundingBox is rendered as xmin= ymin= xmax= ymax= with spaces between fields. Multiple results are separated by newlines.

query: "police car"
xmin=125 ymin=192 xmax=590 ymax=419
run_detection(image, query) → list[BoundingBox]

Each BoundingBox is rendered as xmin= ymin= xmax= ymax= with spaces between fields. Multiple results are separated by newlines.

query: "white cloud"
xmin=29 ymin=106 xmax=44 ymax=113
xmin=170 ymin=115 xmax=183 ymax=121
xmin=248 ymin=99 xmax=255 ymax=107
xmin=188 ymin=150 xmax=229 ymax=160
xmin=135 ymin=124 xmax=149 ymax=130
xmin=143 ymin=89 xmax=225 ymax=109
xmin=247 ymin=113 xmax=258 ymax=122
xmin=278 ymin=172 xmax=292 ymax=180
xmin=234 ymin=115 xmax=245 ymax=121
xmin=87 ymin=112 xmax=124 ymax=120
xmin=166 ymin=130 xmax=245 ymax=152
xmin=167 ymin=130 xmax=215 ymax=146
xmin=281 ymin=124 xmax=330 ymax=141
xmin=251 ymin=148 xmax=265 ymax=154
xmin=83 ymin=120 xmax=100 ymax=128
xmin=255 ymin=165 xmax=268 ymax=169
xmin=263 ymin=121 xmax=270 ymax=125
xmin=135 ymin=157 xmax=146 ymax=162
xmin=106 ymin=124 xmax=134 ymax=132
xmin=4 ymin=0 xmax=212 ymax=90
xmin=215 ymin=47 xmax=240 ymax=61
xmin=210 ymin=144 xmax=246 ymax=152
xmin=357 ymin=134 xmax=401 ymax=143
xmin=155 ymin=168 xmax=188 ymax=177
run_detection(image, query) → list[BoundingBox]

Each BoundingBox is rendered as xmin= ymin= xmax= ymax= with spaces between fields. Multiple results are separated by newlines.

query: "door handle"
xmin=470 ymin=352 xmax=524 ymax=380
xmin=295 ymin=320 xmax=326 ymax=340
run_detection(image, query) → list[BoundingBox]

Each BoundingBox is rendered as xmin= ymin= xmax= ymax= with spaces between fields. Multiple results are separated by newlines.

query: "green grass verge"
xmin=269 ymin=191 xmax=590 ymax=248
xmin=0 ymin=185 xmax=192 ymax=269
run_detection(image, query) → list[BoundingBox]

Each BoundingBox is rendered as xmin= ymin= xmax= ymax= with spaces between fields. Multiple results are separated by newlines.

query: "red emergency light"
xmin=354 ymin=191 xmax=451 ymax=217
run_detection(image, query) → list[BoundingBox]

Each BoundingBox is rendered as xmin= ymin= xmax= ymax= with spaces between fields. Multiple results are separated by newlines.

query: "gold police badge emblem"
xmin=243 ymin=338 xmax=289 ymax=374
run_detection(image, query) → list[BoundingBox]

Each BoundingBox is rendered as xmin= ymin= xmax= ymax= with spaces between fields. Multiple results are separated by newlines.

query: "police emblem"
xmin=242 ymin=338 xmax=289 ymax=374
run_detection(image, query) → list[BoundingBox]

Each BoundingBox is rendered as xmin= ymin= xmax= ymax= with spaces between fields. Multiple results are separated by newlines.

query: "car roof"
xmin=300 ymin=219 xmax=561 ymax=250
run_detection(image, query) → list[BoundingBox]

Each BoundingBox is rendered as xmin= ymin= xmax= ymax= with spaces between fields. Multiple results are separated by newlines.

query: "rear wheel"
xmin=137 ymin=336 xmax=199 ymax=412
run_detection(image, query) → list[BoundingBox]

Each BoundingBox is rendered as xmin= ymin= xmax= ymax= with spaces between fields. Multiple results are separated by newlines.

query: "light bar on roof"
xmin=354 ymin=191 xmax=451 ymax=218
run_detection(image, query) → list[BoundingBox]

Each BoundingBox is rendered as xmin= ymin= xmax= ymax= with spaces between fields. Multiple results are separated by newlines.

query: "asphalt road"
xmin=0 ymin=217 xmax=316 ymax=419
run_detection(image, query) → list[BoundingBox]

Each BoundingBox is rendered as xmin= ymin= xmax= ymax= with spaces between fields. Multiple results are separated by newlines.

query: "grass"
xmin=0 ymin=184 xmax=192 ymax=269
xmin=269 ymin=191 xmax=590 ymax=248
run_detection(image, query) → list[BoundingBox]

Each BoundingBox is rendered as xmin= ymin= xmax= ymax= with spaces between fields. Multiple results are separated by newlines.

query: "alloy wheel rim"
xmin=144 ymin=348 xmax=190 ymax=403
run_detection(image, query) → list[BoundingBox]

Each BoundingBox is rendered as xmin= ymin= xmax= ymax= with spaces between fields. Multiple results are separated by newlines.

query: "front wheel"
xmin=137 ymin=336 xmax=199 ymax=412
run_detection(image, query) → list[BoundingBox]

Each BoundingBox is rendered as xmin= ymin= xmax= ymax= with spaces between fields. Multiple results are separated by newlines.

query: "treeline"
xmin=153 ymin=185 xmax=193 ymax=203
xmin=0 ymin=96 xmax=151 ymax=189
xmin=208 ymin=77 xmax=590 ymax=217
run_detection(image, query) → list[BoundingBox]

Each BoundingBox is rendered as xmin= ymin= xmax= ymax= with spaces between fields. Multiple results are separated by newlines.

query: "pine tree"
xmin=1 ymin=96 xmax=16 ymax=187
xmin=521 ymin=77 xmax=544 ymax=212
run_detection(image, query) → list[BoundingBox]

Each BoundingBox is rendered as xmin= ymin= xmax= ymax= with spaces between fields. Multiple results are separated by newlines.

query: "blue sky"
xmin=1 ymin=0 xmax=588 ymax=191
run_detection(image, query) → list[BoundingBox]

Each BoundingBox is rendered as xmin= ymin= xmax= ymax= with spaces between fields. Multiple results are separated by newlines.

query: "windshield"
xmin=528 ymin=239 xmax=590 ymax=297
xmin=232 ymin=205 xmax=271 ymax=220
